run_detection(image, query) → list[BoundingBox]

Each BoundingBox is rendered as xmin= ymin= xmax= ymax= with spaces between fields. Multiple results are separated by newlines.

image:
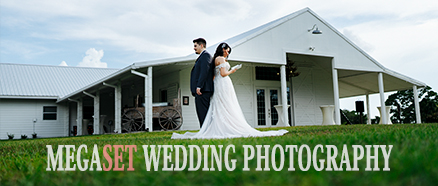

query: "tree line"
xmin=341 ymin=86 xmax=438 ymax=124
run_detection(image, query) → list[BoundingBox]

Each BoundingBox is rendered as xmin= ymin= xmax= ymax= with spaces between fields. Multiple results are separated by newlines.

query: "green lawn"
xmin=1 ymin=124 xmax=437 ymax=186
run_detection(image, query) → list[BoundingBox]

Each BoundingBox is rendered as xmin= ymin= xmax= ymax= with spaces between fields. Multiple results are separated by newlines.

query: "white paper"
xmin=231 ymin=64 xmax=242 ymax=70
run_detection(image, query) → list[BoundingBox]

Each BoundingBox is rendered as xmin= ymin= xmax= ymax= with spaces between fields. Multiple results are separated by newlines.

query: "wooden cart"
xmin=122 ymin=95 xmax=183 ymax=132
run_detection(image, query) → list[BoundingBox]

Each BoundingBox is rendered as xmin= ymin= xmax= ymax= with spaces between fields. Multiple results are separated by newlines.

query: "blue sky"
xmin=1 ymin=0 xmax=437 ymax=118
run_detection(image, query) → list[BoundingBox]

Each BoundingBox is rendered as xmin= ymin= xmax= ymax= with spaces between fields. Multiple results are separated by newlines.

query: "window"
xmin=255 ymin=67 xmax=280 ymax=81
xmin=43 ymin=106 xmax=57 ymax=120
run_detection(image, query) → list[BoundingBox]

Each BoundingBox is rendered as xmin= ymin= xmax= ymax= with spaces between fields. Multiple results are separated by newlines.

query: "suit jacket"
xmin=190 ymin=50 xmax=214 ymax=96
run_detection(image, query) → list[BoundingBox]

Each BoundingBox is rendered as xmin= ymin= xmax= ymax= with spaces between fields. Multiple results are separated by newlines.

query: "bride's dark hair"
xmin=212 ymin=42 xmax=232 ymax=63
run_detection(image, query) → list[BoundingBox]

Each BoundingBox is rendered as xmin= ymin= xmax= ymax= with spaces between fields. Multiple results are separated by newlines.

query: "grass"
xmin=1 ymin=124 xmax=437 ymax=186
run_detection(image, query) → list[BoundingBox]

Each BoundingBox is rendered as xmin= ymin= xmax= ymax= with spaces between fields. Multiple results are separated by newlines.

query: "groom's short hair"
xmin=193 ymin=38 xmax=207 ymax=48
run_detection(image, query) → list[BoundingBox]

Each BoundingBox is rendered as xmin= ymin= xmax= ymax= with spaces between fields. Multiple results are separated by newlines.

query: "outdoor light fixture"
xmin=308 ymin=24 xmax=322 ymax=34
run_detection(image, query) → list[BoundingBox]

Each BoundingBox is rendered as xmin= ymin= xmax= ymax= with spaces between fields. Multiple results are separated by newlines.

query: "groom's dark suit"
xmin=190 ymin=50 xmax=214 ymax=127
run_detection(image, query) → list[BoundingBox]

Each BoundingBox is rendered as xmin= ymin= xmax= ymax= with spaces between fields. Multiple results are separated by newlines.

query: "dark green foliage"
xmin=386 ymin=86 xmax=438 ymax=123
xmin=341 ymin=109 xmax=368 ymax=124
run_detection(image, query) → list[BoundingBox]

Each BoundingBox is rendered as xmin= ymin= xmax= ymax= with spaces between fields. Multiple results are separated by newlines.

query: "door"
xmin=256 ymin=88 xmax=280 ymax=127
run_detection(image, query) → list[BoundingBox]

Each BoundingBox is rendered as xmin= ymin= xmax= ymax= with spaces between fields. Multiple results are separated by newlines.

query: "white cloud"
xmin=0 ymin=39 xmax=50 ymax=60
xmin=341 ymin=16 xmax=438 ymax=90
xmin=77 ymin=48 xmax=107 ymax=68
xmin=59 ymin=61 xmax=68 ymax=66
xmin=0 ymin=0 xmax=277 ymax=58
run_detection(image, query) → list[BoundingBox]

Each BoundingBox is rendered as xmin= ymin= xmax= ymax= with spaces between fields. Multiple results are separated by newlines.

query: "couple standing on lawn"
xmin=171 ymin=38 xmax=287 ymax=139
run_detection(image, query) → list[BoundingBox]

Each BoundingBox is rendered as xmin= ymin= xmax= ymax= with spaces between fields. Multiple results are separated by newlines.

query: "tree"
xmin=385 ymin=86 xmax=438 ymax=123
xmin=340 ymin=109 xmax=368 ymax=124
xmin=371 ymin=116 xmax=380 ymax=124
xmin=419 ymin=87 xmax=438 ymax=123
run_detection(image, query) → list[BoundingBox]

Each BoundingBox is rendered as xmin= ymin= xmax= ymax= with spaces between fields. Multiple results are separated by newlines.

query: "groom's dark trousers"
xmin=195 ymin=92 xmax=212 ymax=126
xmin=190 ymin=50 xmax=214 ymax=127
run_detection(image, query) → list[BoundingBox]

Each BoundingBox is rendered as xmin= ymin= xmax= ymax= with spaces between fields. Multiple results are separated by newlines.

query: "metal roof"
xmin=0 ymin=63 xmax=119 ymax=99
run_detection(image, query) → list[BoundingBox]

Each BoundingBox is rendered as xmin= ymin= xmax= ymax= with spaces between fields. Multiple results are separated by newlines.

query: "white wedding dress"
xmin=172 ymin=62 xmax=288 ymax=139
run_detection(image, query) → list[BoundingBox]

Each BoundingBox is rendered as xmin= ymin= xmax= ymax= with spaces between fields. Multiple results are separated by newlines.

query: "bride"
xmin=172 ymin=43 xmax=288 ymax=139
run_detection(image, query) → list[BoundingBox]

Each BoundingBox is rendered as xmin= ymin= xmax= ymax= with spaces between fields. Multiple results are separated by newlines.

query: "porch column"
xmin=69 ymin=98 xmax=83 ymax=136
xmin=83 ymin=91 xmax=100 ymax=134
xmin=378 ymin=72 xmax=387 ymax=124
xmin=280 ymin=65 xmax=289 ymax=127
xmin=131 ymin=66 xmax=153 ymax=131
xmin=289 ymin=76 xmax=296 ymax=126
xmin=103 ymin=81 xmax=122 ymax=133
xmin=63 ymin=102 xmax=70 ymax=136
xmin=366 ymin=93 xmax=371 ymax=124
xmin=78 ymin=99 xmax=83 ymax=135
xmin=94 ymin=91 xmax=100 ymax=134
xmin=413 ymin=85 xmax=422 ymax=124
xmin=147 ymin=67 xmax=153 ymax=131
xmin=332 ymin=60 xmax=341 ymax=125
xmin=115 ymin=82 xmax=122 ymax=133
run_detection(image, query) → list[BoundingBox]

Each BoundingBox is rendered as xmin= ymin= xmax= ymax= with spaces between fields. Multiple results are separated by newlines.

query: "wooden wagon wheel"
xmin=122 ymin=109 xmax=144 ymax=132
xmin=158 ymin=108 xmax=183 ymax=130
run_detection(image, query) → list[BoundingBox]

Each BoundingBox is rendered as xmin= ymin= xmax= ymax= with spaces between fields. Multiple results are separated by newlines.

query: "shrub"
xmin=7 ymin=133 xmax=14 ymax=139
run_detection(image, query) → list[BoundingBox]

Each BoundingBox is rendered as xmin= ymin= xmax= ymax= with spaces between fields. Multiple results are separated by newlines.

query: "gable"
xmin=225 ymin=8 xmax=383 ymax=72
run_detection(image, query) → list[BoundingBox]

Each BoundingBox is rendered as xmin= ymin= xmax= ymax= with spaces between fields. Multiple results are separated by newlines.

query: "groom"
xmin=190 ymin=38 xmax=214 ymax=127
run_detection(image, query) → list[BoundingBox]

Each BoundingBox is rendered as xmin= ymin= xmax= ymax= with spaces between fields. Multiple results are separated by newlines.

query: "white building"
xmin=0 ymin=64 xmax=119 ymax=139
xmin=0 ymin=8 xmax=426 ymax=139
